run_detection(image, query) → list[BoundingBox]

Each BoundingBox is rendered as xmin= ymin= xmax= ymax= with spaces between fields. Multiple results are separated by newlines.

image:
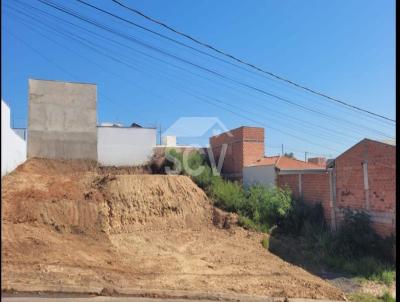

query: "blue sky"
xmin=1 ymin=0 xmax=396 ymax=159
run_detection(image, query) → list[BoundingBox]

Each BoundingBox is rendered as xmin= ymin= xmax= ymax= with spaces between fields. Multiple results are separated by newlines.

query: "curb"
xmin=2 ymin=284 xmax=346 ymax=302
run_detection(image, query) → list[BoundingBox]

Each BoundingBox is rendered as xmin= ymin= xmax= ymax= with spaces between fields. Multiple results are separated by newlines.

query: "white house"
xmin=97 ymin=124 xmax=157 ymax=166
xmin=1 ymin=100 xmax=27 ymax=176
xmin=243 ymin=155 xmax=325 ymax=188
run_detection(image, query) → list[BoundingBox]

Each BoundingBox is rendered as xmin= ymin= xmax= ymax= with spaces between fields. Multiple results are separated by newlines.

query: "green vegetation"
xmin=261 ymin=236 xmax=269 ymax=249
xmin=164 ymin=150 xmax=292 ymax=232
xmin=283 ymin=152 xmax=294 ymax=158
xmin=272 ymin=200 xmax=396 ymax=286
xmin=348 ymin=292 xmax=395 ymax=302
xmin=164 ymin=150 xmax=396 ymax=287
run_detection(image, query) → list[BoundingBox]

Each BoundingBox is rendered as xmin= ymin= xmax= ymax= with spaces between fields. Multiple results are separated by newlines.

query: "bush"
xmin=243 ymin=185 xmax=292 ymax=227
xmin=192 ymin=165 xmax=216 ymax=190
xmin=210 ymin=177 xmax=245 ymax=213
xmin=330 ymin=210 xmax=395 ymax=262
xmin=273 ymin=207 xmax=396 ymax=284
xmin=261 ymin=236 xmax=269 ymax=249
xmin=238 ymin=215 xmax=258 ymax=230
xmin=348 ymin=292 xmax=396 ymax=302
xmin=278 ymin=198 xmax=326 ymax=236
xmin=163 ymin=149 xmax=219 ymax=190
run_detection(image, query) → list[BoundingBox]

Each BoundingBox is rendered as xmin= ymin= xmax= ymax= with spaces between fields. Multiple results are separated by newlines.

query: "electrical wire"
xmin=32 ymin=0 xmax=396 ymax=139
xmin=110 ymin=0 xmax=396 ymax=123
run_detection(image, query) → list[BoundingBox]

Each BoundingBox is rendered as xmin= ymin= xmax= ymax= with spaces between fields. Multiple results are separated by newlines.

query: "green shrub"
xmin=378 ymin=270 xmax=396 ymax=287
xmin=243 ymin=185 xmax=292 ymax=227
xmin=330 ymin=210 xmax=395 ymax=262
xmin=262 ymin=236 xmax=269 ymax=249
xmin=192 ymin=165 xmax=216 ymax=190
xmin=273 ymin=207 xmax=396 ymax=283
xmin=380 ymin=292 xmax=396 ymax=302
xmin=163 ymin=148 xmax=183 ymax=174
xmin=278 ymin=198 xmax=326 ymax=236
xmin=210 ymin=177 xmax=245 ymax=213
xmin=349 ymin=292 xmax=396 ymax=302
xmin=165 ymin=149 xmax=209 ymax=176
xmin=238 ymin=215 xmax=258 ymax=230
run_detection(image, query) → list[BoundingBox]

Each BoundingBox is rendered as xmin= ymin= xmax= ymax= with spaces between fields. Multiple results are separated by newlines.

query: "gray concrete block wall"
xmin=27 ymin=79 xmax=98 ymax=160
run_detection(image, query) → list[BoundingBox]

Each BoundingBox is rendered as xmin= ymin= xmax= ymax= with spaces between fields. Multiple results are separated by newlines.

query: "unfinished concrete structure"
xmin=27 ymin=79 xmax=97 ymax=160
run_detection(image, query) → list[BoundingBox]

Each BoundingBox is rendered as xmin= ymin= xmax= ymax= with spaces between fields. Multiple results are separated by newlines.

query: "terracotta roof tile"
xmin=246 ymin=156 xmax=324 ymax=170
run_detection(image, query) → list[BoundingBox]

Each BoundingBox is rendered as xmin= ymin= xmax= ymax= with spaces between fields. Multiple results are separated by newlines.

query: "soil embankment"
xmin=1 ymin=159 xmax=345 ymax=300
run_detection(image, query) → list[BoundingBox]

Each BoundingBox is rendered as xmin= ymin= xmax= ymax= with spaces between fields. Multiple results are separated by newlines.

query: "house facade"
xmin=331 ymin=138 xmax=396 ymax=236
xmin=210 ymin=126 xmax=396 ymax=238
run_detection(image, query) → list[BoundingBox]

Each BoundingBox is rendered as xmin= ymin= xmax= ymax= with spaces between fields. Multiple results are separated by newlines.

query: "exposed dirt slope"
xmin=1 ymin=159 xmax=345 ymax=300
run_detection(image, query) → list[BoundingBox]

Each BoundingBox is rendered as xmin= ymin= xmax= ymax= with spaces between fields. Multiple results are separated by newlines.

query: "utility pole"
xmin=305 ymin=152 xmax=308 ymax=162
xmin=159 ymin=124 xmax=162 ymax=145
xmin=281 ymin=144 xmax=284 ymax=156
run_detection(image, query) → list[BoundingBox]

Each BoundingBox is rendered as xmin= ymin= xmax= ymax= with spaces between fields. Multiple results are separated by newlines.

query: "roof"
xmin=130 ymin=122 xmax=143 ymax=128
xmin=246 ymin=155 xmax=325 ymax=170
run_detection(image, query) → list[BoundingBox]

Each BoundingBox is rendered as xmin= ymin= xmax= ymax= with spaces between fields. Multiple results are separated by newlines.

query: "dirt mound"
xmin=2 ymin=159 xmax=212 ymax=235
xmin=12 ymin=158 xmax=99 ymax=175
xmin=1 ymin=159 xmax=345 ymax=300
xmin=102 ymin=175 xmax=212 ymax=233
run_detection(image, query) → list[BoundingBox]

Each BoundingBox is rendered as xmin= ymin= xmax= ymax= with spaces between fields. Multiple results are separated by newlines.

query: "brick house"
xmin=209 ymin=126 xmax=326 ymax=183
xmin=209 ymin=126 xmax=264 ymax=181
xmin=329 ymin=138 xmax=396 ymax=237
xmin=279 ymin=138 xmax=396 ymax=237
xmin=243 ymin=155 xmax=325 ymax=188
xmin=210 ymin=127 xmax=396 ymax=238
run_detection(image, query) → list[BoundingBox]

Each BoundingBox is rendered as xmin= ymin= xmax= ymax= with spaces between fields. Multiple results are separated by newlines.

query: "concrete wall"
xmin=98 ymin=127 xmax=156 ymax=166
xmin=27 ymin=79 xmax=97 ymax=160
xmin=243 ymin=165 xmax=276 ymax=188
xmin=1 ymin=100 xmax=27 ymax=176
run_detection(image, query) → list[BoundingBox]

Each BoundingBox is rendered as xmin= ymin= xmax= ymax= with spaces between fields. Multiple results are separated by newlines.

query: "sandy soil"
xmin=1 ymin=159 xmax=345 ymax=300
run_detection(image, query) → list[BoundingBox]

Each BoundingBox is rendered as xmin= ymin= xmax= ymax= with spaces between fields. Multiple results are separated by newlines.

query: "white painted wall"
xmin=1 ymin=100 xmax=27 ymax=176
xmin=97 ymin=126 xmax=156 ymax=166
xmin=162 ymin=135 xmax=176 ymax=147
xmin=243 ymin=165 xmax=276 ymax=188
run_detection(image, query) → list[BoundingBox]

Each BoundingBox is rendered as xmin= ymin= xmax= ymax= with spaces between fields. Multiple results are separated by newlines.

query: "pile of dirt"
xmin=1 ymin=159 xmax=345 ymax=300
xmin=2 ymin=159 xmax=212 ymax=235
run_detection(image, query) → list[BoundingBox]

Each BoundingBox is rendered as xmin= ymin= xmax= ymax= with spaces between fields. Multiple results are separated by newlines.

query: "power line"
xmin=111 ymin=0 xmax=396 ymax=123
xmin=5 ymin=4 xmax=343 ymax=154
xmin=7 ymin=4 xmax=360 ymax=148
xmin=3 ymin=0 xmax=390 ymax=156
xmin=33 ymin=0 xmax=395 ymax=140
xmin=8 ymin=2 xmax=367 ymax=147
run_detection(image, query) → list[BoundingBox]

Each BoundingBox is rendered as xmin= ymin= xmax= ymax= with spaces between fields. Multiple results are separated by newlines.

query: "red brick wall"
xmin=335 ymin=139 xmax=396 ymax=236
xmin=277 ymin=174 xmax=300 ymax=198
xmin=276 ymin=140 xmax=396 ymax=238
xmin=278 ymin=172 xmax=333 ymax=225
xmin=301 ymin=173 xmax=332 ymax=225
xmin=209 ymin=127 xmax=264 ymax=180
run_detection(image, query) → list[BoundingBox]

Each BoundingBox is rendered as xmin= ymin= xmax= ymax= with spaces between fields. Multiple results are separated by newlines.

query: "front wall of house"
xmin=335 ymin=140 xmax=396 ymax=236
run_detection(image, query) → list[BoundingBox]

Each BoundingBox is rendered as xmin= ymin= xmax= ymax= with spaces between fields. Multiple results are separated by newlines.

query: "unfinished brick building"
xmin=209 ymin=126 xmax=264 ymax=180
xmin=279 ymin=138 xmax=396 ymax=238
xmin=210 ymin=126 xmax=396 ymax=239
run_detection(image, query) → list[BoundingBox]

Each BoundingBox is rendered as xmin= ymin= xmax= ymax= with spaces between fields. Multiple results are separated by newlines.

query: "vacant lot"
xmin=1 ymin=159 xmax=345 ymax=300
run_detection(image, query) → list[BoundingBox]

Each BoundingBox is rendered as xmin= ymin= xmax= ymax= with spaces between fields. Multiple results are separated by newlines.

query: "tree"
xmin=283 ymin=152 xmax=294 ymax=158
